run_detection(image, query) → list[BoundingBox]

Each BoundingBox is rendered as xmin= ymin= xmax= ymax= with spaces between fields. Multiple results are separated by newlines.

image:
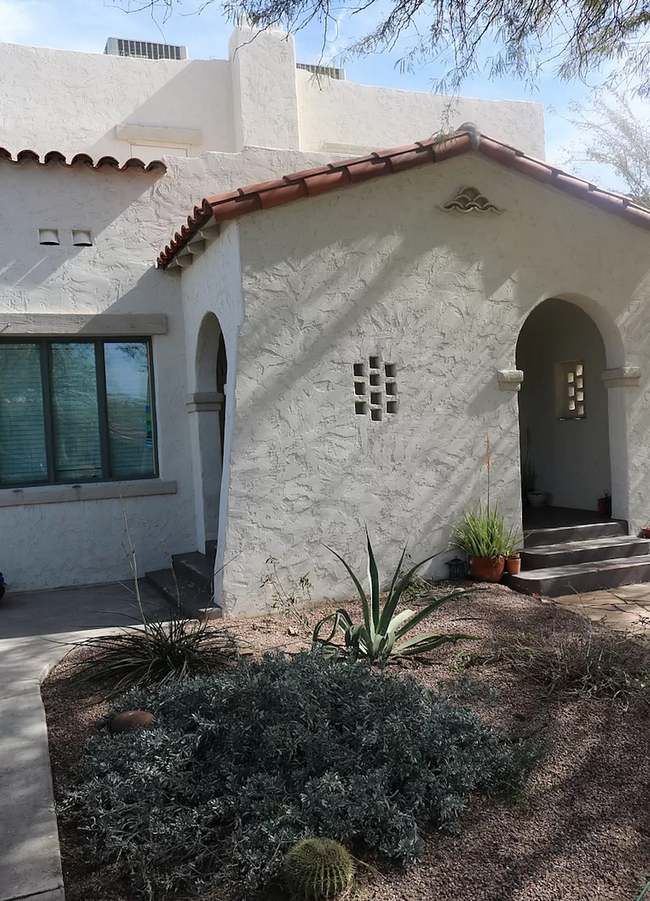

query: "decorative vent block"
xmin=558 ymin=360 xmax=586 ymax=419
xmin=441 ymin=186 xmax=502 ymax=214
xmin=353 ymin=356 xmax=398 ymax=419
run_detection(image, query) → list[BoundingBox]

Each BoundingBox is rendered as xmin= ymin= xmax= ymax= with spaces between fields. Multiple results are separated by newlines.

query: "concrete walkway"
xmin=0 ymin=581 xmax=166 ymax=901
xmin=554 ymin=583 xmax=650 ymax=633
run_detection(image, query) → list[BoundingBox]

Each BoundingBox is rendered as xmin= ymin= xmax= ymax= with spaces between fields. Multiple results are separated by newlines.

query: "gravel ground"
xmin=41 ymin=583 xmax=650 ymax=901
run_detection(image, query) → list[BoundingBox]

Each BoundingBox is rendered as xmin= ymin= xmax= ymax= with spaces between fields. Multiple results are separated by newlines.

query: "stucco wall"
xmin=517 ymin=298 xmax=611 ymax=511
xmin=0 ymin=43 xmax=234 ymax=161
xmin=0 ymin=162 xmax=200 ymax=591
xmin=296 ymin=72 xmax=546 ymax=159
xmin=0 ymin=27 xmax=545 ymax=165
xmin=0 ymin=144 xmax=361 ymax=593
xmin=216 ymin=154 xmax=650 ymax=614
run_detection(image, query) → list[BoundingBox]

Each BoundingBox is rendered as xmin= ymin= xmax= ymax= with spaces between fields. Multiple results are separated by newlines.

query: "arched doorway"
xmin=194 ymin=313 xmax=228 ymax=550
xmin=517 ymin=298 xmax=611 ymax=526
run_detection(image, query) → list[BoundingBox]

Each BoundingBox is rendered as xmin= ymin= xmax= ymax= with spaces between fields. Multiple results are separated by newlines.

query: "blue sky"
xmin=0 ymin=0 xmax=645 ymax=187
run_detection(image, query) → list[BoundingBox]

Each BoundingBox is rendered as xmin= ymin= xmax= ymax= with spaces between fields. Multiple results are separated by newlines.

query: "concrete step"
xmin=145 ymin=568 xmax=220 ymax=618
xmin=521 ymin=536 xmax=650 ymax=569
xmin=524 ymin=520 xmax=627 ymax=548
xmin=172 ymin=551 xmax=214 ymax=590
xmin=507 ymin=555 xmax=650 ymax=597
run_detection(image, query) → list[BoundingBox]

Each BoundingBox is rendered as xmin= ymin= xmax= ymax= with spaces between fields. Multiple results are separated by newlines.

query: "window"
xmin=557 ymin=360 xmax=585 ymax=420
xmin=0 ymin=339 xmax=157 ymax=487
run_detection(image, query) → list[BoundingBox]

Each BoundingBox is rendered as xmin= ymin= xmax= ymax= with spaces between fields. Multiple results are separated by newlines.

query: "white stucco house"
xmin=2 ymin=25 xmax=650 ymax=613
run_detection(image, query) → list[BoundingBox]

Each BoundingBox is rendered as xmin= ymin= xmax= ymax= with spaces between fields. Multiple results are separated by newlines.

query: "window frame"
xmin=0 ymin=336 xmax=159 ymax=488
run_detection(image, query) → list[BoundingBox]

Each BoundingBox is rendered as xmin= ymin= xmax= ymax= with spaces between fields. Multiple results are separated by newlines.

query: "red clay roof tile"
xmin=157 ymin=130 xmax=650 ymax=268
xmin=0 ymin=147 xmax=166 ymax=173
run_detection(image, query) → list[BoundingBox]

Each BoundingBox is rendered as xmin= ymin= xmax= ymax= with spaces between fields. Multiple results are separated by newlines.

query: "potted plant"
xmin=505 ymin=553 xmax=522 ymax=575
xmin=598 ymin=491 xmax=612 ymax=518
xmin=642 ymin=522 xmax=650 ymax=540
xmin=527 ymin=489 xmax=547 ymax=507
xmin=452 ymin=501 xmax=522 ymax=582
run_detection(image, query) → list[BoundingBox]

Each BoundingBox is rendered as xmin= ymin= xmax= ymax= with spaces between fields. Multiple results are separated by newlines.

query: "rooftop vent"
xmin=104 ymin=37 xmax=188 ymax=60
xmin=296 ymin=62 xmax=345 ymax=80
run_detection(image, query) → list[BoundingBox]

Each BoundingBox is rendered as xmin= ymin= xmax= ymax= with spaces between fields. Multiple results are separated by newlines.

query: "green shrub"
xmin=62 ymin=652 xmax=537 ymax=899
xmin=71 ymin=610 xmax=239 ymax=693
xmin=313 ymin=530 xmax=477 ymax=663
xmin=452 ymin=501 xmax=521 ymax=558
xmin=285 ymin=838 xmax=353 ymax=899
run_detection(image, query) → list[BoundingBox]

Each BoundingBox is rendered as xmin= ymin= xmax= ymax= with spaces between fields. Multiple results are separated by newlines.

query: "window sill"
xmin=0 ymin=479 xmax=177 ymax=508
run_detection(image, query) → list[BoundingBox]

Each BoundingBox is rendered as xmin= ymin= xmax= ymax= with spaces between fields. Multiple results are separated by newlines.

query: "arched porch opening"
xmin=194 ymin=312 xmax=228 ymax=550
xmin=517 ymin=297 xmax=616 ymax=528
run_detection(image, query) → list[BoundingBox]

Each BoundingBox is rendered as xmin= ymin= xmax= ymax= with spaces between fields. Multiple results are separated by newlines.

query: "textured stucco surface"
xmin=0 ymin=43 xmax=234 ymax=160
xmin=296 ymin=71 xmax=546 ymax=159
xmin=0 ymin=27 xmax=544 ymax=164
xmin=0 ymin=145 xmax=354 ymax=593
xmin=0 ymin=163 xmax=197 ymax=590
xmin=214 ymin=153 xmax=650 ymax=613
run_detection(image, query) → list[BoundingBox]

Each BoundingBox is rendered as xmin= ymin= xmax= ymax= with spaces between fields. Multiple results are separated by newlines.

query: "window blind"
xmin=51 ymin=343 xmax=103 ymax=481
xmin=0 ymin=344 xmax=48 ymax=485
xmin=0 ymin=339 xmax=157 ymax=487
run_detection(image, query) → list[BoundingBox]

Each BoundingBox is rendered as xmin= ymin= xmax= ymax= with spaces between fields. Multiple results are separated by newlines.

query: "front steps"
xmin=508 ymin=519 xmax=650 ymax=597
xmin=146 ymin=542 xmax=222 ymax=617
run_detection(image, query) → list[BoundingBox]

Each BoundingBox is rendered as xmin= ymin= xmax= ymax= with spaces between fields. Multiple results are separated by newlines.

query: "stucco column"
xmin=187 ymin=392 xmax=224 ymax=552
xmin=228 ymin=25 xmax=300 ymax=151
xmin=602 ymin=368 xmax=641 ymax=527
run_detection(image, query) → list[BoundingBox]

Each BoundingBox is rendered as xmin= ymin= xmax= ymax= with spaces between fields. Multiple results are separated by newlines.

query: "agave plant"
xmin=312 ymin=531 xmax=477 ymax=664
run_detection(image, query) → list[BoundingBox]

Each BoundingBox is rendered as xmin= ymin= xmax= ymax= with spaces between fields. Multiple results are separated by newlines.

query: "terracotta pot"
xmin=505 ymin=555 xmax=521 ymax=575
xmin=470 ymin=556 xmax=505 ymax=582
xmin=642 ymin=528 xmax=650 ymax=539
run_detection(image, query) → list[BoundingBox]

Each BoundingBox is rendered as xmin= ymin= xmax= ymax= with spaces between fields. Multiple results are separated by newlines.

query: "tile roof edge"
xmin=0 ymin=147 xmax=167 ymax=173
xmin=157 ymin=130 xmax=650 ymax=268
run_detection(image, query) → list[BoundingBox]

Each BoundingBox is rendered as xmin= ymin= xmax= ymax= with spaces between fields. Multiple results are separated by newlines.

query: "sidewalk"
xmin=0 ymin=581 xmax=166 ymax=901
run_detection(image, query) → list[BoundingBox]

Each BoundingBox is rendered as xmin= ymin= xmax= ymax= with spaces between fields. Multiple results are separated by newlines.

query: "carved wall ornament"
xmin=441 ymin=186 xmax=503 ymax=214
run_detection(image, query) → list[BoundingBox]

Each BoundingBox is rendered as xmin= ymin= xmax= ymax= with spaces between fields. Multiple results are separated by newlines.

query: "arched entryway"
xmin=517 ymin=298 xmax=612 ymax=526
xmin=193 ymin=312 xmax=228 ymax=551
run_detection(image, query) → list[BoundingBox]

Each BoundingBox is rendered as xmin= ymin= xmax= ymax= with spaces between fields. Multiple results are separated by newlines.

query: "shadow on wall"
xmin=0 ymin=164 xmax=166 ymax=292
xmin=222 ymin=162 xmax=650 ymax=593
xmin=85 ymin=59 xmax=235 ymax=162
xmin=229 ymin=223 xmax=524 ymax=586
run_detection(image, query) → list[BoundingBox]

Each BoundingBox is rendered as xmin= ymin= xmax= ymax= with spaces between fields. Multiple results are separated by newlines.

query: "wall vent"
xmin=104 ymin=38 xmax=188 ymax=60
xmin=296 ymin=62 xmax=345 ymax=80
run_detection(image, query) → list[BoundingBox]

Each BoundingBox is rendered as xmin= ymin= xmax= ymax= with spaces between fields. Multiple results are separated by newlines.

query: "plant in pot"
xmin=597 ymin=491 xmax=612 ymax=518
xmin=452 ymin=501 xmax=522 ymax=582
xmin=642 ymin=521 xmax=650 ymax=540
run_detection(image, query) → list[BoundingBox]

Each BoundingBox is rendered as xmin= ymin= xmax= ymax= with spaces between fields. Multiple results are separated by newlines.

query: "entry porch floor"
xmin=523 ymin=505 xmax=614 ymax=531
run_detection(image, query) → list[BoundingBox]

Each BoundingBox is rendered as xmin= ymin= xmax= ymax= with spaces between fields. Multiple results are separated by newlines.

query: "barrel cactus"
xmin=284 ymin=838 xmax=354 ymax=899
